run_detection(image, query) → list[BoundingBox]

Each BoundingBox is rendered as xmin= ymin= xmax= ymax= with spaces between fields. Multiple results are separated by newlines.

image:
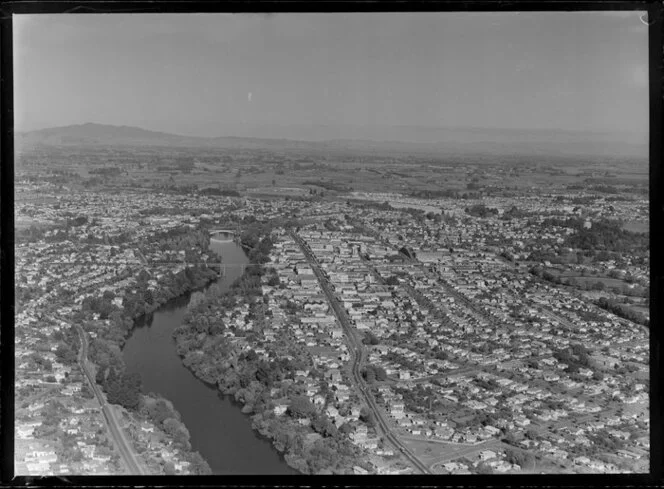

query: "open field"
xmin=15 ymin=130 xmax=648 ymax=200
xmin=543 ymin=269 xmax=630 ymax=289
xmin=401 ymin=436 xmax=500 ymax=468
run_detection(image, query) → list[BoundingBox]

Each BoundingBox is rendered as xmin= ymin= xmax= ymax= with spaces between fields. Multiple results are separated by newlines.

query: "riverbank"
xmin=180 ymin=352 xmax=313 ymax=474
xmin=114 ymin=265 xmax=219 ymax=353
xmin=122 ymin=231 xmax=298 ymax=474
xmin=106 ymin=265 xmax=220 ymax=474
xmin=171 ymin=223 xmax=370 ymax=475
xmin=130 ymin=271 xmax=219 ymax=334
xmin=79 ymin=230 xmax=223 ymax=474
xmin=174 ymin=298 xmax=366 ymax=474
xmin=182 ymin=372 xmax=300 ymax=473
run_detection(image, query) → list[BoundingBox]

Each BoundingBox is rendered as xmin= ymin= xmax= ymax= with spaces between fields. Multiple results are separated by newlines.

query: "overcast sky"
xmin=14 ymin=12 xmax=649 ymax=140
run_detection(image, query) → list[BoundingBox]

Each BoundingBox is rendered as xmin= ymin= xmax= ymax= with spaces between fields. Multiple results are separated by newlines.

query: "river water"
xmin=123 ymin=233 xmax=298 ymax=474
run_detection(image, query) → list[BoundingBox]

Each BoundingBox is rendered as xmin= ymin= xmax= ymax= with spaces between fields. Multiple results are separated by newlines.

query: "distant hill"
xmin=17 ymin=123 xmax=205 ymax=148
xmin=16 ymin=123 xmax=325 ymax=151
xmin=16 ymin=122 xmax=648 ymax=160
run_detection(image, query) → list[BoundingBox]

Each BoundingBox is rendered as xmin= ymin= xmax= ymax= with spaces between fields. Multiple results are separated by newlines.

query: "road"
xmin=290 ymin=230 xmax=431 ymax=474
xmin=357 ymin=222 xmax=509 ymax=330
xmin=360 ymin=255 xmax=455 ymax=327
xmin=75 ymin=325 xmax=147 ymax=475
xmin=427 ymin=438 xmax=544 ymax=472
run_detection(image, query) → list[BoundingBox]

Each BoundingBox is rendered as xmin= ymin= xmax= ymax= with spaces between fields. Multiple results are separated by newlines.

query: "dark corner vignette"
xmin=647 ymin=0 xmax=663 ymax=484
xmin=1 ymin=6 xmax=16 ymax=485
xmin=4 ymin=1 xmax=660 ymax=487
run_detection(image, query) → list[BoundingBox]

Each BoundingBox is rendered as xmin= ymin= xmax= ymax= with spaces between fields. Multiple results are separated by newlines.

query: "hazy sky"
xmin=14 ymin=12 xmax=649 ymax=139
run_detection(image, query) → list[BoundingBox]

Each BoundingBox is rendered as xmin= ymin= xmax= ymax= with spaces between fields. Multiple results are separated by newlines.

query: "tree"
xmin=312 ymin=414 xmax=338 ymax=437
xmin=374 ymin=366 xmax=388 ymax=381
xmin=143 ymin=288 xmax=154 ymax=306
xmin=385 ymin=276 xmax=400 ymax=286
xmin=362 ymin=331 xmax=380 ymax=346
xmin=287 ymin=395 xmax=316 ymax=419
xmin=145 ymin=398 xmax=173 ymax=427
xmin=137 ymin=269 xmax=151 ymax=283
xmin=187 ymin=451 xmax=212 ymax=475
xmin=362 ymin=364 xmax=387 ymax=382
xmin=503 ymin=431 xmax=518 ymax=445
xmin=188 ymin=291 xmax=207 ymax=310
xmin=505 ymin=448 xmax=535 ymax=469
xmin=55 ymin=344 xmax=77 ymax=364
xmin=524 ymin=428 xmax=538 ymax=440
xmin=591 ymin=281 xmax=606 ymax=291
xmin=105 ymin=370 xmax=142 ymax=410
xmin=80 ymin=383 xmax=95 ymax=399
xmin=359 ymin=406 xmax=376 ymax=427
xmin=163 ymin=417 xmax=191 ymax=448
xmin=362 ymin=367 xmax=376 ymax=383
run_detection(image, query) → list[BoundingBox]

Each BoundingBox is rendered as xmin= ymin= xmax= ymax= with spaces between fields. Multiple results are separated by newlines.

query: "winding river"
xmin=122 ymin=233 xmax=298 ymax=475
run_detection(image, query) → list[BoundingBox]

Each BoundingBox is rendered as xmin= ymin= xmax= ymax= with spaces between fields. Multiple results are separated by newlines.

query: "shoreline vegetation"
xmin=82 ymin=219 xmax=371 ymax=474
xmin=82 ymin=225 xmax=221 ymax=474
xmin=172 ymin=221 xmax=373 ymax=475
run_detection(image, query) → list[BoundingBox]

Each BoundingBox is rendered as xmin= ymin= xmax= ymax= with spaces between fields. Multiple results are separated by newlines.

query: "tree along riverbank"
xmin=80 ymin=226 xmax=220 ymax=474
xmin=172 ymin=222 xmax=377 ymax=475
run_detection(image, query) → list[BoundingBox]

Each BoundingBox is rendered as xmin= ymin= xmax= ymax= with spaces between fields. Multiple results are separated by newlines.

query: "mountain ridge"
xmin=16 ymin=122 xmax=648 ymax=159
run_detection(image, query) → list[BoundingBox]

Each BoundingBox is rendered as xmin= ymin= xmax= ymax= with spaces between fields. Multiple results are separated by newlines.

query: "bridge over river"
xmin=210 ymin=229 xmax=237 ymax=243
xmin=209 ymin=229 xmax=245 ymax=275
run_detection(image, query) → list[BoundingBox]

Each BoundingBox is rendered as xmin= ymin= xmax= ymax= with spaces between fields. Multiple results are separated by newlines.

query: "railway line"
xmin=75 ymin=325 xmax=146 ymax=475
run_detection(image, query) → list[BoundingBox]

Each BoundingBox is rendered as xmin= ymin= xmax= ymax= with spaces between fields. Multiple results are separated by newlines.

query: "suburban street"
xmin=291 ymin=230 xmax=432 ymax=474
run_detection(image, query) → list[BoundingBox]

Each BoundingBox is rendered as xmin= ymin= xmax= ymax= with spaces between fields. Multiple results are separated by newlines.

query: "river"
xmin=122 ymin=233 xmax=298 ymax=475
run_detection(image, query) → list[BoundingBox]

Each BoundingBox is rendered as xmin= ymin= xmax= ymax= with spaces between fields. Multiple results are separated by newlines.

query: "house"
xmin=359 ymin=438 xmax=379 ymax=450
xmin=335 ymin=390 xmax=350 ymax=402
xmin=326 ymin=369 xmax=342 ymax=383
xmin=16 ymin=425 xmax=35 ymax=439
xmin=273 ymin=402 xmax=289 ymax=416
xmin=326 ymin=405 xmax=339 ymax=418
xmin=434 ymin=426 xmax=453 ymax=439
xmin=390 ymin=401 xmax=405 ymax=418
xmin=352 ymin=425 xmax=368 ymax=441
xmin=330 ymin=329 xmax=344 ymax=339
xmin=479 ymin=450 xmax=497 ymax=461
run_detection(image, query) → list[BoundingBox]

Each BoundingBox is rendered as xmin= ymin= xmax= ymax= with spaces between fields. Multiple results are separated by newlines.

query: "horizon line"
xmin=16 ymin=121 xmax=649 ymax=141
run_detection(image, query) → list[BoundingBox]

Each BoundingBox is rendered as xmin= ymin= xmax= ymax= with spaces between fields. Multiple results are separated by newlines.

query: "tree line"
xmin=596 ymin=296 xmax=649 ymax=327
xmin=172 ymin=223 xmax=379 ymax=473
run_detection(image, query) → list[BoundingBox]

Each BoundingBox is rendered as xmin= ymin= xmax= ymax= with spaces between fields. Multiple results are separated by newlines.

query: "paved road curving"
xmin=291 ymin=231 xmax=431 ymax=474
